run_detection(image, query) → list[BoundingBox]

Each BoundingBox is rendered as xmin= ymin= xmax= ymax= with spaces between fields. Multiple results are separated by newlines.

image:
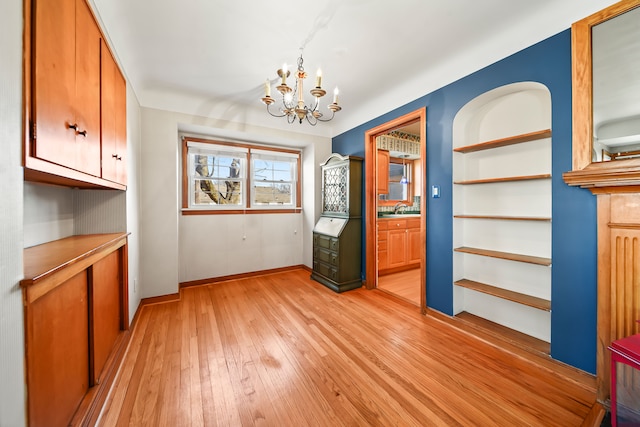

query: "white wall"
xmin=23 ymin=183 xmax=75 ymax=247
xmin=139 ymin=107 xmax=330 ymax=296
xmin=125 ymin=81 xmax=142 ymax=321
xmin=0 ymin=0 xmax=26 ymax=424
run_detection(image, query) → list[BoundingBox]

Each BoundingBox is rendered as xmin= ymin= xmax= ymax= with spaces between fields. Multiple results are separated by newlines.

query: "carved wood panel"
xmin=597 ymin=192 xmax=640 ymax=402
xmin=611 ymin=229 xmax=640 ymax=340
xmin=610 ymin=227 xmax=640 ymax=413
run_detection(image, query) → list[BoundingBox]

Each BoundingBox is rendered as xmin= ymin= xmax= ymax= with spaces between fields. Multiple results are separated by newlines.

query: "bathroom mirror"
xmin=564 ymin=0 xmax=640 ymax=187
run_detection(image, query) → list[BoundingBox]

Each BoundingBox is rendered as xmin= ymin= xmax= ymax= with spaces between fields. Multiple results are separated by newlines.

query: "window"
xmin=379 ymin=160 xmax=411 ymax=203
xmin=387 ymin=162 xmax=410 ymax=200
xmin=251 ymin=150 xmax=298 ymax=207
xmin=182 ymin=137 xmax=301 ymax=213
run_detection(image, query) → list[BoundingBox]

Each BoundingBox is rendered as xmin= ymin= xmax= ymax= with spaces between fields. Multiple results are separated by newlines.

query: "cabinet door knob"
xmin=68 ymin=123 xmax=78 ymax=130
xmin=77 ymin=130 xmax=87 ymax=137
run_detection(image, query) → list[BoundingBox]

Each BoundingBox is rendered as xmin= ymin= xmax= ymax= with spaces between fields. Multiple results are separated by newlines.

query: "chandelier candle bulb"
xmin=333 ymin=87 xmax=339 ymax=104
xmin=264 ymin=79 xmax=270 ymax=97
xmin=297 ymin=75 xmax=304 ymax=103
xmin=281 ymin=64 xmax=287 ymax=84
xmin=316 ymin=69 xmax=322 ymax=88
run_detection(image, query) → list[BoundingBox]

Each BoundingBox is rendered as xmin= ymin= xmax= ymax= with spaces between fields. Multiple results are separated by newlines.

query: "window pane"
xmin=389 ymin=163 xmax=405 ymax=182
xmin=194 ymin=178 xmax=243 ymax=206
xmin=388 ymin=182 xmax=407 ymax=200
xmin=193 ymin=155 xmax=242 ymax=179
xmin=253 ymin=159 xmax=292 ymax=181
xmin=251 ymin=155 xmax=296 ymax=207
xmin=191 ymin=152 xmax=244 ymax=207
xmin=254 ymin=182 xmax=292 ymax=205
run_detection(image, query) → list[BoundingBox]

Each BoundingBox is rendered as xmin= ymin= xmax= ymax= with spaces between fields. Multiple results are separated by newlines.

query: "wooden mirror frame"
xmin=563 ymin=0 xmax=640 ymax=189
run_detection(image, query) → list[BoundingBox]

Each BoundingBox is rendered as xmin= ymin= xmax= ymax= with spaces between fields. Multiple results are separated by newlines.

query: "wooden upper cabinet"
xmin=32 ymin=0 xmax=77 ymax=169
xmin=33 ymin=0 xmax=101 ymax=176
xmin=101 ymin=42 xmax=127 ymax=185
xmin=74 ymin=0 xmax=102 ymax=176
xmin=26 ymin=0 xmax=126 ymax=190
xmin=377 ymin=150 xmax=389 ymax=194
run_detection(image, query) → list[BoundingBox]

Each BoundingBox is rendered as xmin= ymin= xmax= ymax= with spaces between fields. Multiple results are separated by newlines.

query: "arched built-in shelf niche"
xmin=452 ymin=82 xmax=552 ymax=353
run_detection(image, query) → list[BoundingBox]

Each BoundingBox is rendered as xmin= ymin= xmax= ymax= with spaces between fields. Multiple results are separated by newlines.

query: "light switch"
xmin=431 ymin=185 xmax=440 ymax=198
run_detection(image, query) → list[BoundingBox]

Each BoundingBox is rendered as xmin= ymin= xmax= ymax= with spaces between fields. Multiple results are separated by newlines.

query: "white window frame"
xmin=182 ymin=137 xmax=302 ymax=214
xmin=250 ymin=149 xmax=298 ymax=209
xmin=186 ymin=141 xmax=248 ymax=210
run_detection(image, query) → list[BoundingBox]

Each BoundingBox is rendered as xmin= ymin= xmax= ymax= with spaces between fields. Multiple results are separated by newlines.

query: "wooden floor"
xmin=99 ymin=269 xmax=597 ymax=426
xmin=377 ymin=268 xmax=421 ymax=305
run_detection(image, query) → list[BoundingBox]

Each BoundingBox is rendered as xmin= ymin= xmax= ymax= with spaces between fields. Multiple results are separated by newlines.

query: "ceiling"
xmin=89 ymin=0 xmax=619 ymax=138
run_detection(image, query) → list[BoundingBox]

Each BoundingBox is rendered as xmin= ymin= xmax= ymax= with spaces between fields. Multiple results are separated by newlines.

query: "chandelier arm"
xmin=311 ymin=97 xmax=320 ymax=112
xmin=315 ymin=110 xmax=336 ymax=122
xmin=266 ymin=103 xmax=287 ymax=118
xmin=305 ymin=113 xmax=318 ymax=126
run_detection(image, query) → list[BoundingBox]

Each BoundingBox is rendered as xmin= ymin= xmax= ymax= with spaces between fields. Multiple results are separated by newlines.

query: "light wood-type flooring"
xmin=377 ymin=268 xmax=421 ymax=306
xmin=99 ymin=269 xmax=598 ymax=426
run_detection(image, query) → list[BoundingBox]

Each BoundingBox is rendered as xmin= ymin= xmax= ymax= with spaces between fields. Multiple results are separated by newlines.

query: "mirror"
xmin=565 ymin=0 xmax=640 ymax=187
xmin=592 ymin=5 xmax=640 ymax=162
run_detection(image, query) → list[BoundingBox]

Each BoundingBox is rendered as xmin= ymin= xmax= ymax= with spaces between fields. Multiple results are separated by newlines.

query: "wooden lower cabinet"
xmin=378 ymin=222 xmax=389 ymax=270
xmin=91 ymin=250 xmax=124 ymax=383
xmin=27 ymin=272 xmax=90 ymax=427
xmin=378 ymin=217 xmax=421 ymax=275
xmin=408 ymin=227 xmax=421 ymax=264
xmin=388 ymin=228 xmax=408 ymax=269
xmin=22 ymin=233 xmax=129 ymax=427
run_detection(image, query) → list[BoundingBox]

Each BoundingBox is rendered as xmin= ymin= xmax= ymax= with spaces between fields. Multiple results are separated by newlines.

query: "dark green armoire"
xmin=311 ymin=153 xmax=363 ymax=292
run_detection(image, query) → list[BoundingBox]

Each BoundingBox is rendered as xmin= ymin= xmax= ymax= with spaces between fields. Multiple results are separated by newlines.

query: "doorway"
xmin=364 ymin=108 xmax=427 ymax=312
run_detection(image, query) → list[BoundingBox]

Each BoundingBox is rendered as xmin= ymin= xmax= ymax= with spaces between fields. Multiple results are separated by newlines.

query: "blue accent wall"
xmin=332 ymin=29 xmax=598 ymax=374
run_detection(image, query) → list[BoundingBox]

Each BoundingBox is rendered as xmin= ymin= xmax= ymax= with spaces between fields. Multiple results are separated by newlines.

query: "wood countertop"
xmin=21 ymin=233 xmax=129 ymax=303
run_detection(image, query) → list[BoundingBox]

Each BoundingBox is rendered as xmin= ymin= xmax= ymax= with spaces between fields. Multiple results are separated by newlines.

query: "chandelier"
xmin=261 ymin=53 xmax=341 ymax=125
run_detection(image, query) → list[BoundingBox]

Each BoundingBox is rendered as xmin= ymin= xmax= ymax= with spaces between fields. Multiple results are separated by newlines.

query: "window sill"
xmin=181 ymin=208 xmax=302 ymax=215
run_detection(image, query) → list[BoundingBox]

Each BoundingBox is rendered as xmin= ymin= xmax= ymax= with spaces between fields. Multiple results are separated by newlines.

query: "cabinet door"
xmin=377 ymin=149 xmax=389 ymax=194
xmin=91 ymin=250 xmax=123 ymax=383
xmin=387 ymin=229 xmax=407 ymax=268
xmin=408 ymin=228 xmax=421 ymax=264
xmin=100 ymin=42 xmax=117 ymax=183
xmin=378 ymin=229 xmax=388 ymax=270
xmin=101 ymin=42 xmax=127 ymax=185
xmin=74 ymin=0 xmax=102 ymax=176
xmin=32 ymin=0 xmax=101 ymax=176
xmin=33 ymin=0 xmax=77 ymax=167
xmin=114 ymin=69 xmax=128 ymax=184
xmin=28 ymin=272 xmax=89 ymax=427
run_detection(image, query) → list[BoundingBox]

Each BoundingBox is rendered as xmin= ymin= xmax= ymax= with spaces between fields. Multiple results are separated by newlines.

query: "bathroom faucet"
xmin=393 ymin=202 xmax=408 ymax=214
